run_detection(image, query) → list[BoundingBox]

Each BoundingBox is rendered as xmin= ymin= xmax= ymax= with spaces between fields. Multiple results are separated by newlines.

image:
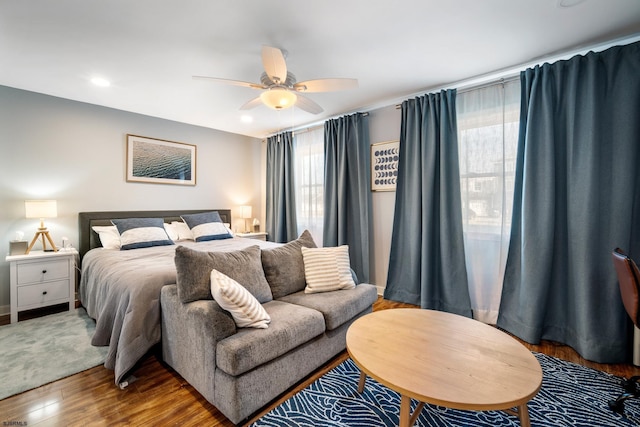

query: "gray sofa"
xmin=161 ymin=231 xmax=378 ymax=424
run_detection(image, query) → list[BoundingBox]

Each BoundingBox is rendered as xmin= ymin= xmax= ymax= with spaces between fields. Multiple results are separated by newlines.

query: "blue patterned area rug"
xmin=251 ymin=353 xmax=640 ymax=426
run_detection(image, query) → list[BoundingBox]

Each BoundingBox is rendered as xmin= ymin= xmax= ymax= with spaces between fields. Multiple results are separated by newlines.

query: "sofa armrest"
xmin=161 ymin=285 xmax=236 ymax=401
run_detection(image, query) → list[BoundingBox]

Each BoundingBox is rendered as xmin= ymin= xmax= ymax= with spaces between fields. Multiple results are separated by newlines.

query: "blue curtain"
xmin=323 ymin=113 xmax=372 ymax=282
xmin=384 ymin=90 xmax=472 ymax=317
xmin=265 ymin=131 xmax=298 ymax=243
xmin=497 ymin=42 xmax=640 ymax=363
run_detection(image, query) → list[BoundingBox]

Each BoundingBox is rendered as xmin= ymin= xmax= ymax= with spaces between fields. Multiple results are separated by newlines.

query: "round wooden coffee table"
xmin=346 ymin=309 xmax=542 ymax=427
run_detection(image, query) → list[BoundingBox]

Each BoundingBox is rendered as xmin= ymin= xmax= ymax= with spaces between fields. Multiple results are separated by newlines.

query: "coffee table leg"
xmin=399 ymin=395 xmax=411 ymax=427
xmin=518 ymin=403 xmax=531 ymax=427
xmin=358 ymin=371 xmax=366 ymax=393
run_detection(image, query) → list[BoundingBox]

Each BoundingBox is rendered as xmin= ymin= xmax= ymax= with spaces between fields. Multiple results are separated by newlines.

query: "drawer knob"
xmin=42 ymin=291 xmax=48 ymax=295
xmin=42 ymin=269 xmax=47 ymax=274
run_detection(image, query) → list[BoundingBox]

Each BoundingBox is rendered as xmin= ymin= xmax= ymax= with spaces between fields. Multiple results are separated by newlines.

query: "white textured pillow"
xmin=163 ymin=223 xmax=179 ymax=241
xmin=210 ymin=269 xmax=271 ymax=328
xmin=301 ymin=245 xmax=356 ymax=294
xmin=171 ymin=221 xmax=194 ymax=240
xmin=91 ymin=225 xmax=121 ymax=249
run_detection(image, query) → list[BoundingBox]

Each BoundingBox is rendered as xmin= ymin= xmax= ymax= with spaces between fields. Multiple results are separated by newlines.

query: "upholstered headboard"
xmin=78 ymin=209 xmax=232 ymax=260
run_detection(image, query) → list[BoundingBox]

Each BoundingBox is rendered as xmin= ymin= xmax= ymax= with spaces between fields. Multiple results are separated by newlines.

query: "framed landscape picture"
xmin=126 ymin=134 xmax=196 ymax=186
xmin=371 ymin=140 xmax=399 ymax=191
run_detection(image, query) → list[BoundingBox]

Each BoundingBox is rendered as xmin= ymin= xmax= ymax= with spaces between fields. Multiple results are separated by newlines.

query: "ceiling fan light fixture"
xmin=260 ymin=88 xmax=297 ymax=110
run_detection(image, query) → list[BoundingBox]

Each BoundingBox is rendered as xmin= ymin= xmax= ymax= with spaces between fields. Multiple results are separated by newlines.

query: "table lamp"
xmin=240 ymin=205 xmax=252 ymax=233
xmin=25 ymin=199 xmax=58 ymax=253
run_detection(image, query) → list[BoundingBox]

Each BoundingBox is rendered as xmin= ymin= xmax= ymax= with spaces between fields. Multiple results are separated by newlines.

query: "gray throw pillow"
xmin=175 ymin=245 xmax=273 ymax=304
xmin=261 ymin=230 xmax=317 ymax=299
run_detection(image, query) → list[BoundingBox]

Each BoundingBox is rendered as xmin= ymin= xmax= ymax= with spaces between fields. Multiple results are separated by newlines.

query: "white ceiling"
xmin=1 ymin=0 xmax=639 ymax=138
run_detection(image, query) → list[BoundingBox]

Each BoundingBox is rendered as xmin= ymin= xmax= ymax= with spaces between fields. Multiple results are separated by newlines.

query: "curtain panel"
xmin=497 ymin=41 xmax=640 ymax=363
xmin=384 ymin=90 xmax=473 ymax=317
xmin=457 ymin=81 xmax=520 ymax=324
xmin=323 ymin=113 xmax=372 ymax=282
xmin=265 ymin=131 xmax=298 ymax=243
xmin=294 ymin=127 xmax=325 ymax=246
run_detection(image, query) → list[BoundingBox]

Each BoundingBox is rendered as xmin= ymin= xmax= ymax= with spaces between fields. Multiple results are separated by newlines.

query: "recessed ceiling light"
xmin=90 ymin=77 xmax=111 ymax=87
xmin=241 ymin=115 xmax=253 ymax=123
xmin=557 ymin=0 xmax=587 ymax=7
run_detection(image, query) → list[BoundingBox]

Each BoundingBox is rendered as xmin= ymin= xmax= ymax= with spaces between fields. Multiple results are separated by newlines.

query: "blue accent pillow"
xmin=111 ymin=218 xmax=174 ymax=250
xmin=181 ymin=211 xmax=232 ymax=242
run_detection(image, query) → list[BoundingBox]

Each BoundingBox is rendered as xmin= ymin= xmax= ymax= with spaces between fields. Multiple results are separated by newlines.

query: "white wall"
xmin=0 ymin=85 xmax=262 ymax=314
xmin=368 ymin=105 xmax=401 ymax=293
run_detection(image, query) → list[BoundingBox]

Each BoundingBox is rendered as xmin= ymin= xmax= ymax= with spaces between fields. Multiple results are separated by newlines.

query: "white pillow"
xmin=210 ymin=269 xmax=271 ymax=328
xmin=163 ymin=223 xmax=179 ymax=241
xmin=301 ymin=245 xmax=356 ymax=294
xmin=92 ymin=225 xmax=121 ymax=249
xmin=171 ymin=221 xmax=194 ymax=240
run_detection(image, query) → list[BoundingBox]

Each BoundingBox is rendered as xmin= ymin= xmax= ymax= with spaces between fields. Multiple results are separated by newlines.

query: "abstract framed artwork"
xmin=126 ymin=134 xmax=196 ymax=186
xmin=371 ymin=140 xmax=399 ymax=191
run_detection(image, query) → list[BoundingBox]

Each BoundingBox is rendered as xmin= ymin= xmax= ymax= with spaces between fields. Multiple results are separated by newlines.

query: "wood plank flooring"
xmin=1 ymin=297 xmax=638 ymax=426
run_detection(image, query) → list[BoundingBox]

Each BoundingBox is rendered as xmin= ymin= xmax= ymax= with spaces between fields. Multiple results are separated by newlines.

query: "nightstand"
xmin=236 ymin=232 xmax=268 ymax=241
xmin=6 ymin=249 xmax=78 ymax=323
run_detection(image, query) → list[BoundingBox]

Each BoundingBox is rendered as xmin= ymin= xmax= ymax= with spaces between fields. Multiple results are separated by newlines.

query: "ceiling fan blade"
xmin=240 ymin=96 xmax=263 ymax=110
xmin=192 ymin=76 xmax=265 ymax=90
xmin=262 ymin=45 xmax=288 ymax=85
xmin=295 ymin=94 xmax=324 ymax=114
xmin=293 ymin=78 xmax=358 ymax=93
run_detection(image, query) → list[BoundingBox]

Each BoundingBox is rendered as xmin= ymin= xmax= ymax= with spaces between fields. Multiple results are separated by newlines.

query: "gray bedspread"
xmin=79 ymin=237 xmax=280 ymax=385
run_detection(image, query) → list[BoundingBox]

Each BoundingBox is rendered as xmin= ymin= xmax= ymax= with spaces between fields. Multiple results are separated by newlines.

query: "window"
xmin=457 ymin=80 xmax=520 ymax=324
xmin=293 ymin=127 xmax=324 ymax=246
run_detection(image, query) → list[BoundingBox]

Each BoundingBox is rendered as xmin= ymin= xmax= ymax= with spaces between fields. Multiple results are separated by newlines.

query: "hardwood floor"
xmin=1 ymin=297 xmax=638 ymax=426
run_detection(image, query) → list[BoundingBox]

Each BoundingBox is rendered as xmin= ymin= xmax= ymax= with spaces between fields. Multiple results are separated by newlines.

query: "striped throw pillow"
xmin=210 ymin=269 xmax=271 ymax=329
xmin=301 ymin=245 xmax=356 ymax=294
xmin=111 ymin=218 xmax=174 ymax=250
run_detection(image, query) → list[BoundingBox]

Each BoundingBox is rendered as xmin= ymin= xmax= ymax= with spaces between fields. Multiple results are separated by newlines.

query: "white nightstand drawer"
xmin=17 ymin=279 xmax=70 ymax=307
xmin=16 ymin=259 xmax=69 ymax=285
xmin=6 ymin=249 xmax=78 ymax=323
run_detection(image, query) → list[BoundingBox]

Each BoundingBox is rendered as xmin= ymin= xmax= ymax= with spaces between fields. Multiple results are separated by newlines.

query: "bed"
xmin=77 ymin=209 xmax=279 ymax=386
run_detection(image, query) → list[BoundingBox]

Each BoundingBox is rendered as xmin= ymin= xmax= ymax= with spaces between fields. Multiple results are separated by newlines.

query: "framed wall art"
xmin=371 ymin=140 xmax=399 ymax=191
xmin=126 ymin=134 xmax=197 ymax=186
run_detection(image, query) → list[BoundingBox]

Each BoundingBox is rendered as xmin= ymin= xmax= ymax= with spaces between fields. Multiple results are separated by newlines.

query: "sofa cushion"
xmin=301 ymin=245 xmax=356 ymax=293
xmin=216 ymin=300 xmax=325 ymax=376
xmin=210 ymin=269 xmax=271 ymax=329
xmin=175 ymin=245 xmax=273 ymax=304
xmin=278 ymin=283 xmax=378 ymax=331
xmin=261 ymin=230 xmax=317 ymax=299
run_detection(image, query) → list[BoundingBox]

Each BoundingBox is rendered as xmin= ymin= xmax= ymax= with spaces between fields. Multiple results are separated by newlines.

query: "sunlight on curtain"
xmin=457 ymin=80 xmax=520 ymax=324
xmin=294 ymin=127 xmax=324 ymax=246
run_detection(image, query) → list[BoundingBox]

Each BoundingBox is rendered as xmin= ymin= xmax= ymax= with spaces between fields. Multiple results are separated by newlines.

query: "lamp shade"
xmin=240 ymin=205 xmax=252 ymax=219
xmin=260 ymin=88 xmax=297 ymax=110
xmin=25 ymin=200 xmax=57 ymax=219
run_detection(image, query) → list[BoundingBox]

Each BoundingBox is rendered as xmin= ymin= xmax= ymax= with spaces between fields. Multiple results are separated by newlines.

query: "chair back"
xmin=612 ymin=248 xmax=640 ymax=328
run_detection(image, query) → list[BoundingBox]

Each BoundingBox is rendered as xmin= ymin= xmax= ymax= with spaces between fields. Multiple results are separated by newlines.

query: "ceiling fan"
xmin=193 ymin=45 xmax=358 ymax=114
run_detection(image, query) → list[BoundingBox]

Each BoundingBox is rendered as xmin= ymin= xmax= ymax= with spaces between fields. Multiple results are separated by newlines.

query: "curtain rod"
xmin=266 ymin=111 xmax=369 ymax=138
xmin=391 ymin=34 xmax=640 ymax=110
xmin=394 ymin=75 xmax=521 ymax=109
